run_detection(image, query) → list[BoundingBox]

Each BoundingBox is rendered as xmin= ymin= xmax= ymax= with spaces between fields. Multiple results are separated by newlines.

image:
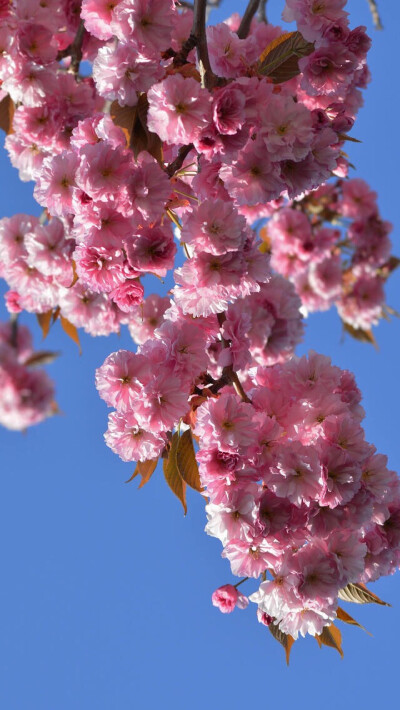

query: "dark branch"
xmin=57 ymin=20 xmax=86 ymax=73
xmin=366 ymin=0 xmax=383 ymax=29
xmin=166 ymin=144 xmax=194 ymax=177
xmin=237 ymin=0 xmax=261 ymax=39
xmin=192 ymin=0 xmax=217 ymax=89
xmin=257 ymin=0 xmax=268 ymax=23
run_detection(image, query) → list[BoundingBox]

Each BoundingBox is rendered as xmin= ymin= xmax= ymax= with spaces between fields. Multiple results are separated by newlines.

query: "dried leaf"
xmin=268 ymin=623 xmax=295 ymax=665
xmin=338 ymin=582 xmax=390 ymax=606
xmin=336 ymin=606 xmax=371 ymax=635
xmin=337 ymin=133 xmax=362 ymax=143
xmin=316 ymin=624 xmax=343 ymax=657
xmin=342 ymin=321 xmax=378 ymax=348
xmin=258 ymin=31 xmax=314 ymax=84
xmin=130 ymin=94 xmax=163 ymax=164
xmin=163 ymin=432 xmax=187 ymax=514
xmin=109 ymin=101 xmax=136 ymax=146
xmin=0 ymin=94 xmax=15 ymax=135
xmin=24 ymin=350 xmax=60 ymax=367
xmin=176 ymin=429 xmax=202 ymax=492
xmin=37 ymin=310 xmax=53 ymax=340
xmin=60 ymin=315 xmax=81 ymax=353
xmin=126 ymin=459 xmax=158 ymax=488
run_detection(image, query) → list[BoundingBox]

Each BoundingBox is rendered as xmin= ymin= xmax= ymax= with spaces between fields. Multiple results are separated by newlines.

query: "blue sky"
xmin=0 ymin=1 xmax=399 ymax=708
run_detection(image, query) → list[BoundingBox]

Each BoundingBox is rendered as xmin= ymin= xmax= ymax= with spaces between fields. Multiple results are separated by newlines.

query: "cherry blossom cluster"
xmin=0 ymin=0 xmax=398 ymax=649
xmin=198 ymin=353 xmax=400 ymax=638
xmin=0 ymin=319 xmax=55 ymax=430
xmin=263 ymin=178 xmax=394 ymax=332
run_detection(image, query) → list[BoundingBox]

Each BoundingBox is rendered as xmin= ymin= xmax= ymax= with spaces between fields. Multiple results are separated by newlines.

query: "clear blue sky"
xmin=0 ymin=1 xmax=399 ymax=708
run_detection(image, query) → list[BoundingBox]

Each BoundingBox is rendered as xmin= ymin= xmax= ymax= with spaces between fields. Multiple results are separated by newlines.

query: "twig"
xmin=10 ymin=313 xmax=18 ymax=349
xmin=237 ymin=0 xmax=261 ymax=39
xmin=166 ymin=144 xmax=194 ymax=177
xmin=57 ymin=20 xmax=86 ymax=73
xmin=217 ymin=313 xmax=252 ymax=404
xmin=366 ymin=0 xmax=383 ymax=29
xmin=192 ymin=0 xmax=217 ymax=89
xmin=257 ymin=0 xmax=268 ymax=23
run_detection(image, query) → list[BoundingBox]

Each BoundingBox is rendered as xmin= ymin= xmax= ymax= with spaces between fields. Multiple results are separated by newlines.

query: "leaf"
xmin=342 ymin=321 xmax=378 ymax=348
xmin=337 ymin=133 xmax=362 ymax=143
xmin=338 ymin=582 xmax=391 ymax=606
xmin=131 ymin=94 xmax=164 ymax=164
xmin=24 ymin=350 xmax=60 ymax=367
xmin=0 ymin=94 xmax=15 ymax=135
xmin=60 ymin=315 xmax=81 ymax=354
xmin=37 ymin=310 xmax=53 ymax=340
xmin=258 ymin=31 xmax=315 ymax=84
xmin=163 ymin=432 xmax=187 ymax=514
xmin=268 ymin=623 xmax=295 ymax=665
xmin=126 ymin=459 xmax=158 ymax=488
xmin=316 ymin=624 xmax=343 ymax=657
xmin=109 ymin=101 xmax=136 ymax=146
xmin=336 ymin=606 xmax=371 ymax=635
xmin=176 ymin=429 xmax=202 ymax=492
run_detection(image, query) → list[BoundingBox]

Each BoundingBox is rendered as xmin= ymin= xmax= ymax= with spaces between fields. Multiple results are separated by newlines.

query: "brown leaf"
xmin=126 ymin=459 xmax=158 ymax=488
xmin=163 ymin=432 xmax=187 ymax=514
xmin=337 ymin=133 xmax=362 ymax=143
xmin=60 ymin=315 xmax=81 ymax=353
xmin=342 ymin=321 xmax=378 ymax=348
xmin=336 ymin=606 xmax=371 ymax=635
xmin=316 ymin=624 xmax=343 ymax=657
xmin=130 ymin=94 xmax=163 ymax=164
xmin=338 ymin=582 xmax=391 ymax=606
xmin=37 ymin=310 xmax=53 ymax=340
xmin=0 ymin=94 xmax=15 ymax=135
xmin=268 ymin=623 xmax=295 ymax=665
xmin=176 ymin=429 xmax=202 ymax=492
xmin=109 ymin=101 xmax=136 ymax=146
xmin=24 ymin=350 xmax=60 ymax=367
xmin=258 ymin=31 xmax=315 ymax=84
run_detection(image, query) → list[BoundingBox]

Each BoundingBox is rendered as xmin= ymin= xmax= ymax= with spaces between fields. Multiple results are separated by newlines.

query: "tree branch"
xmin=366 ymin=0 xmax=383 ymax=29
xmin=237 ymin=0 xmax=261 ymax=39
xmin=257 ymin=0 xmax=268 ymax=23
xmin=166 ymin=144 xmax=194 ymax=177
xmin=57 ymin=20 xmax=86 ymax=73
xmin=192 ymin=0 xmax=217 ymax=89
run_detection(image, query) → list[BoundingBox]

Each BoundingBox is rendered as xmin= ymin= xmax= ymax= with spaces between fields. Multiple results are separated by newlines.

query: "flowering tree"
xmin=0 ymin=0 xmax=398 ymax=661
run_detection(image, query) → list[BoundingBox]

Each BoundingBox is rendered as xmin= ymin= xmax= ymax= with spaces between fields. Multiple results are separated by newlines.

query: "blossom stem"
xmin=10 ymin=313 xmax=18 ymax=349
xmin=258 ymin=0 xmax=268 ymax=23
xmin=234 ymin=577 xmax=249 ymax=589
xmin=217 ymin=313 xmax=252 ymax=404
xmin=192 ymin=0 xmax=217 ymax=89
xmin=366 ymin=0 xmax=383 ymax=30
xmin=57 ymin=20 xmax=85 ymax=73
xmin=237 ymin=0 xmax=261 ymax=39
xmin=166 ymin=144 xmax=194 ymax=177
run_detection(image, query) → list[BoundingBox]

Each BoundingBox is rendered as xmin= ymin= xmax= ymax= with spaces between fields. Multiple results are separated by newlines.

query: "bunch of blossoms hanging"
xmin=260 ymin=177 xmax=396 ymax=341
xmin=0 ymin=0 xmax=398 ymax=659
xmin=0 ymin=318 xmax=56 ymax=430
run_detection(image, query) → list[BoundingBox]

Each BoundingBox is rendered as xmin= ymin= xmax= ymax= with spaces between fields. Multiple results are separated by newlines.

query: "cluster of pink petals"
xmin=0 ymin=320 xmax=55 ymax=430
xmin=265 ymin=178 xmax=393 ymax=331
xmin=195 ymin=352 xmax=400 ymax=638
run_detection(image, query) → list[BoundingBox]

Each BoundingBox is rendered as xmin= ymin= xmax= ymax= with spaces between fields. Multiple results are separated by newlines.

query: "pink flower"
xmin=112 ymin=0 xmax=175 ymax=51
xmin=181 ymin=200 xmax=247 ymax=256
xmin=211 ymin=584 xmax=248 ymax=613
xmin=147 ymin=75 xmax=211 ymax=145
xmin=195 ymin=394 xmax=255 ymax=451
xmin=110 ymin=280 xmax=144 ymax=313
xmin=105 ymin=411 xmax=166 ymax=462
xmin=96 ymin=350 xmax=149 ymax=412
xmin=81 ymin=0 xmax=123 ymax=40
xmin=93 ymin=43 xmax=164 ymax=106
xmin=128 ymin=294 xmax=170 ymax=345
xmin=125 ymin=225 xmax=176 ymax=277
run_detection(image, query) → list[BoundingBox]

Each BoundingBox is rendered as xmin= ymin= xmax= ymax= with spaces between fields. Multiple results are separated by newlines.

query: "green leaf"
xmin=268 ymin=623 xmax=295 ymax=665
xmin=176 ymin=429 xmax=202 ymax=492
xmin=163 ymin=432 xmax=187 ymax=514
xmin=338 ymin=582 xmax=390 ymax=606
xmin=60 ymin=315 xmax=81 ymax=354
xmin=258 ymin=31 xmax=314 ymax=84
xmin=316 ymin=624 xmax=343 ymax=657
xmin=126 ymin=459 xmax=158 ymax=488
